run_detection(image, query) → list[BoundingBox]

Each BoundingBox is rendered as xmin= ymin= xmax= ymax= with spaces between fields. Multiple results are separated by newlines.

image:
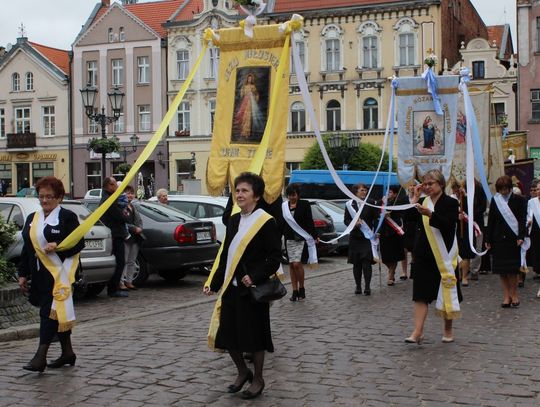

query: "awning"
xmin=289 ymin=170 xmax=399 ymax=186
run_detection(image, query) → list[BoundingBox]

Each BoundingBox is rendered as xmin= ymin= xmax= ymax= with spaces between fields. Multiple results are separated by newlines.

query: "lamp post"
xmin=327 ymin=133 xmax=361 ymax=170
xmin=157 ymin=150 xmax=166 ymax=168
xmin=80 ymin=84 xmax=125 ymax=183
xmin=117 ymin=134 xmax=139 ymax=163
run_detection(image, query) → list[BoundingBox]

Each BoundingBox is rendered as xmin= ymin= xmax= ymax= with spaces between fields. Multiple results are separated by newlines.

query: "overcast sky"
xmin=0 ymin=0 xmax=517 ymax=50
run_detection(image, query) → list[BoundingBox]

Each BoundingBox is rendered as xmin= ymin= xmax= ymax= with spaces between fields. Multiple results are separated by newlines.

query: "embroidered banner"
xmin=206 ymin=24 xmax=290 ymax=203
xmin=396 ymin=76 xmax=460 ymax=185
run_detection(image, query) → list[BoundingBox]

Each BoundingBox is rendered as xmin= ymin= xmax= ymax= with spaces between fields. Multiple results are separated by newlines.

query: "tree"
xmin=0 ymin=215 xmax=17 ymax=286
xmin=302 ymin=135 xmax=393 ymax=171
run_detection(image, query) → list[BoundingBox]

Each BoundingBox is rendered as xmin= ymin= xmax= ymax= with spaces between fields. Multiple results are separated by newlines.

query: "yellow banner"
xmin=206 ymin=24 xmax=290 ymax=204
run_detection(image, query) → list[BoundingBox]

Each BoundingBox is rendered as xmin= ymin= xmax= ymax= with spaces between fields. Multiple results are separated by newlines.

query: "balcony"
xmin=6 ymin=132 xmax=37 ymax=150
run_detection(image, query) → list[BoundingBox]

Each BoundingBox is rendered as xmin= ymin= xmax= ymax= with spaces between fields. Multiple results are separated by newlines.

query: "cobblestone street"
xmin=2 ymin=256 xmax=540 ymax=406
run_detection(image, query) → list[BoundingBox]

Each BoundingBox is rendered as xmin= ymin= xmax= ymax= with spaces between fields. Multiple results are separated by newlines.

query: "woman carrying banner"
xmin=204 ymin=172 xmax=281 ymax=400
xmin=282 ymin=183 xmax=317 ymax=301
xmin=344 ymin=183 xmax=378 ymax=295
xmin=405 ymin=169 xmax=462 ymax=344
xmin=17 ymin=176 xmax=85 ymax=372
xmin=485 ymin=175 xmax=527 ymax=308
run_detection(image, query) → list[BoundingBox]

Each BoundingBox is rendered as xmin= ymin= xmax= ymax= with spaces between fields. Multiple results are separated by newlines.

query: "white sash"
xmin=281 ymin=202 xmax=318 ymax=264
xmin=531 ymin=197 xmax=540 ymax=230
xmin=346 ymin=200 xmax=380 ymax=262
xmin=493 ymin=193 xmax=519 ymax=236
xmin=34 ymin=209 xmax=78 ymax=326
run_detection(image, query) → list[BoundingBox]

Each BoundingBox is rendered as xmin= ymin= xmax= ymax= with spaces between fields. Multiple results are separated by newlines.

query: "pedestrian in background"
xmin=100 ymin=177 xmax=128 ymax=298
xmin=156 ymin=188 xmax=169 ymax=205
xmin=405 ymin=169 xmax=462 ymax=344
xmin=282 ymin=183 xmax=317 ymax=301
xmin=204 ymin=172 xmax=281 ymax=400
xmin=485 ymin=175 xmax=527 ymax=308
xmin=18 ymin=176 xmax=85 ymax=372
xmin=527 ymin=181 xmax=539 ymax=284
xmin=450 ymin=181 xmax=475 ymax=287
xmin=469 ymin=179 xmax=487 ymax=281
xmin=120 ymin=185 xmax=144 ymax=290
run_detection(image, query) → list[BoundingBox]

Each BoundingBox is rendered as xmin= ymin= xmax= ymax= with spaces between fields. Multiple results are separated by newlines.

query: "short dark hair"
xmin=124 ymin=185 xmax=135 ymax=194
xmin=389 ymin=185 xmax=400 ymax=194
xmin=285 ymin=183 xmax=301 ymax=197
xmin=103 ymin=177 xmax=116 ymax=188
xmin=234 ymin=172 xmax=265 ymax=198
xmin=35 ymin=176 xmax=65 ymax=199
xmin=351 ymin=183 xmax=368 ymax=194
xmin=495 ymin=175 xmax=512 ymax=192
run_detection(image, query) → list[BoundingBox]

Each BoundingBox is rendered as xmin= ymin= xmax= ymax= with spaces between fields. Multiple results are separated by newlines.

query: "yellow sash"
xmin=29 ymin=212 xmax=81 ymax=331
xmin=422 ymin=198 xmax=461 ymax=320
xmin=207 ymin=210 xmax=272 ymax=350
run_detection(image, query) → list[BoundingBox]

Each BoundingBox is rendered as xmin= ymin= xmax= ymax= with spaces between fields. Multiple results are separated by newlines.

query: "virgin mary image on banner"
xmin=413 ymin=111 xmax=445 ymax=155
xmin=231 ymin=67 xmax=270 ymax=143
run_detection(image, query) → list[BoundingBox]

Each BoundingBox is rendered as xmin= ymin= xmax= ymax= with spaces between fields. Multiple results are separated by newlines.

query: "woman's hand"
xmin=44 ymin=242 xmax=57 ymax=254
xmin=202 ymin=286 xmax=214 ymax=295
xmin=18 ymin=277 xmax=28 ymax=294
xmin=517 ymin=239 xmax=524 ymax=246
xmin=485 ymin=242 xmax=491 ymax=250
xmin=241 ymin=275 xmax=253 ymax=287
xmin=134 ymin=227 xmax=142 ymax=234
xmin=415 ymin=203 xmax=432 ymax=218
xmin=409 ymin=184 xmax=423 ymax=204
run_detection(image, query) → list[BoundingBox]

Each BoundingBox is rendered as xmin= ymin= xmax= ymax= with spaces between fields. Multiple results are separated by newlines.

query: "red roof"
xmin=29 ymin=42 xmax=70 ymax=75
xmin=172 ymin=0 xmax=204 ymax=22
xmin=273 ymin=0 xmax=401 ymax=13
xmin=487 ymin=25 xmax=505 ymax=49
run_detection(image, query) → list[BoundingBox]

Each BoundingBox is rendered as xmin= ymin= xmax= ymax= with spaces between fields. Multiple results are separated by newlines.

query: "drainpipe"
xmin=67 ymin=50 xmax=74 ymax=198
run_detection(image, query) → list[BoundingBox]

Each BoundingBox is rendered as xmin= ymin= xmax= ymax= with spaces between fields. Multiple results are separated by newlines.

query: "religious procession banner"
xmin=206 ymin=24 xmax=290 ymax=203
xmin=396 ymin=76 xmax=460 ymax=185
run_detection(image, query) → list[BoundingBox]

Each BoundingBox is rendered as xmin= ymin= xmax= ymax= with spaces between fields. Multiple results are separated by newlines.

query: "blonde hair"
xmin=423 ymin=169 xmax=446 ymax=190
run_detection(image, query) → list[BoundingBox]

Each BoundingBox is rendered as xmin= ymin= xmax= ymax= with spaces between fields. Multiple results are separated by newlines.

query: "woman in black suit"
xmin=18 ymin=176 xmax=85 ymax=372
xmin=282 ymin=183 xmax=316 ymax=301
xmin=204 ymin=172 xmax=281 ymax=400
xmin=405 ymin=169 xmax=462 ymax=344
xmin=485 ymin=175 xmax=527 ymax=307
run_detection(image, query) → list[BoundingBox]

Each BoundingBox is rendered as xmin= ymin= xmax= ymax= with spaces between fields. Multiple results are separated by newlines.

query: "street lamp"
xmin=328 ymin=133 xmax=361 ymax=170
xmin=117 ymin=134 xmax=139 ymax=163
xmin=80 ymin=84 xmax=125 ymax=183
xmin=157 ymin=150 xmax=166 ymax=168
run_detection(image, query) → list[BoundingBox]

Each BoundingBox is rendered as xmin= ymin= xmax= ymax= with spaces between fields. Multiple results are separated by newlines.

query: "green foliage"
xmin=116 ymin=163 xmax=132 ymax=175
xmin=0 ymin=215 xmax=17 ymax=286
xmin=302 ymin=135 xmax=393 ymax=172
xmin=88 ymin=137 xmax=120 ymax=154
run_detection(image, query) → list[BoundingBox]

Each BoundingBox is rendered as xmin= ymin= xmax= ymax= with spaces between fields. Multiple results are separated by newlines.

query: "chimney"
xmin=102 ymin=0 xmax=110 ymax=6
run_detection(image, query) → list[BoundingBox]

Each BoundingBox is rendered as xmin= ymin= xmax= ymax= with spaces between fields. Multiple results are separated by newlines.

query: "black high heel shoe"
xmin=227 ymin=370 xmax=253 ymax=393
xmin=47 ymin=354 xmax=76 ymax=368
xmin=23 ymin=358 xmax=46 ymax=373
xmin=242 ymin=380 xmax=265 ymax=399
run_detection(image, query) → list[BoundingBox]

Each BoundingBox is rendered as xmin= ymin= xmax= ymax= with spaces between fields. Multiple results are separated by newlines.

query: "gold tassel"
xmin=49 ymin=309 xmax=58 ymax=321
xmin=58 ymin=321 xmax=76 ymax=333
xmin=435 ymin=309 xmax=462 ymax=320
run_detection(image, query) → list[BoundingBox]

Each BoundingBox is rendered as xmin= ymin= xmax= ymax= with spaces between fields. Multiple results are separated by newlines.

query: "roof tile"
xmin=28 ymin=42 xmax=70 ymax=75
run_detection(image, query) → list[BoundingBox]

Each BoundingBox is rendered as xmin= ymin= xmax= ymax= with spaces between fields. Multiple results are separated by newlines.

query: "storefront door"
xmin=16 ymin=163 xmax=30 ymax=192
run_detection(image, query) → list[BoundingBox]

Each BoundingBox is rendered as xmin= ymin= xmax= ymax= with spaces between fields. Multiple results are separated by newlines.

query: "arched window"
xmin=25 ymin=72 xmax=33 ymax=91
xmin=394 ymin=18 xmax=418 ymax=67
xmin=326 ymin=100 xmax=341 ymax=131
xmin=322 ymin=25 xmax=342 ymax=72
xmin=291 ymin=102 xmax=305 ymax=132
xmin=178 ymin=101 xmax=190 ymax=131
xmin=363 ymin=98 xmax=378 ymax=130
xmin=358 ymin=21 xmax=381 ymax=69
xmin=12 ymin=73 xmax=20 ymax=91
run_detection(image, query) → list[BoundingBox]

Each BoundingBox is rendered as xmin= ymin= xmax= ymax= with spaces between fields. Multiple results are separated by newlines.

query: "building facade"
xmin=0 ymin=37 xmax=71 ymax=195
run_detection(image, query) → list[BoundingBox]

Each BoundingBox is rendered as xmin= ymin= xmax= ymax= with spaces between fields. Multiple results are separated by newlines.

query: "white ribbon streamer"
xmin=240 ymin=2 xmax=267 ymax=38
xmin=281 ymin=202 xmax=318 ymax=264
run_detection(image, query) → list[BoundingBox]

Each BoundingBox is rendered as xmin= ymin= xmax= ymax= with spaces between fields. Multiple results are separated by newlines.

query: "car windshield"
xmin=318 ymin=200 xmax=344 ymax=214
xmin=310 ymin=204 xmax=330 ymax=220
xmin=135 ymin=201 xmax=195 ymax=222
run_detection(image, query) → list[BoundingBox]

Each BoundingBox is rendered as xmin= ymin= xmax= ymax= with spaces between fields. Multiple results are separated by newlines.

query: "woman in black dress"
xmin=204 ymin=172 xmax=281 ymax=399
xmin=18 ymin=177 xmax=85 ymax=372
xmin=405 ymin=170 xmax=462 ymax=344
xmin=485 ymin=175 xmax=527 ymax=307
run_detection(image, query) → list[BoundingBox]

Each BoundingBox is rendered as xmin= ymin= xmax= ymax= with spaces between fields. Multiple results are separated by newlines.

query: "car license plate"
xmin=85 ymin=239 xmax=104 ymax=250
xmin=197 ymin=231 xmax=211 ymax=242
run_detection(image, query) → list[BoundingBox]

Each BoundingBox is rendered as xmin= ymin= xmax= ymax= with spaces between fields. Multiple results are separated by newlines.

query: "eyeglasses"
xmin=423 ymin=181 xmax=438 ymax=186
xmin=38 ymin=194 xmax=57 ymax=201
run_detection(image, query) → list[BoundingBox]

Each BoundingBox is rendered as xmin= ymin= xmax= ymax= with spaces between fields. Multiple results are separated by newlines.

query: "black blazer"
xmin=210 ymin=211 xmax=281 ymax=296
xmin=99 ymin=189 xmax=127 ymax=238
xmin=283 ymin=199 xmax=316 ymax=240
xmin=222 ymin=195 xmax=285 ymax=235
xmin=378 ymin=198 xmax=403 ymax=238
xmin=18 ymin=207 xmax=85 ymax=300
xmin=485 ymin=193 xmax=527 ymax=244
xmin=343 ymin=199 xmax=378 ymax=241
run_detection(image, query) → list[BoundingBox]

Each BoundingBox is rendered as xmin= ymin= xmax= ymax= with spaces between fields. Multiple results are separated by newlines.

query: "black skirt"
xmin=380 ymin=234 xmax=405 ymax=263
xmin=215 ymin=284 xmax=274 ymax=353
xmin=490 ymin=240 xmax=521 ymax=275
xmin=411 ymin=256 xmax=463 ymax=304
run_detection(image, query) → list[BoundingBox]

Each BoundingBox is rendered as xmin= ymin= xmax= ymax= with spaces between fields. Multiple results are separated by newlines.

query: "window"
xmin=0 ymin=109 xmax=4 ymax=138
xmin=532 ymin=90 xmax=540 ymax=121
xmin=291 ymin=102 xmax=306 ymax=132
xmin=88 ymin=108 xmax=98 ymax=134
xmin=326 ymin=39 xmax=340 ymax=71
xmin=42 ymin=106 xmax=55 ymax=136
xmin=119 ymin=27 xmax=125 ymax=42
xmin=362 ymin=36 xmax=378 ymax=69
xmin=399 ymin=33 xmax=415 ymax=66
xmin=209 ymin=47 xmax=220 ymax=78
xmin=176 ymin=159 xmax=191 ymax=185
xmin=177 ymin=101 xmax=190 ymax=131
xmin=87 ymin=163 xmax=101 ymax=190
xmin=12 ymin=73 xmax=20 ymax=91
xmin=113 ymin=111 xmax=124 ymax=133
xmin=537 ymin=18 xmax=540 ymax=52
xmin=326 ymin=100 xmax=341 ymax=131
xmin=363 ymin=98 xmax=378 ymax=129
xmin=177 ymin=50 xmax=189 ymax=80
xmin=137 ymin=56 xmax=150 ymax=84
xmin=292 ymin=41 xmax=306 ymax=74
xmin=25 ymin=72 xmax=33 ymax=91
xmin=15 ymin=107 xmax=31 ymax=133
xmin=112 ymin=59 xmax=123 ymax=86
xmin=209 ymin=99 xmax=216 ymax=132
xmin=32 ymin=162 xmax=53 ymax=186
xmin=108 ymin=28 xmax=114 ymax=43
xmin=0 ymin=164 xmax=12 ymax=195
xmin=87 ymin=60 xmax=98 ymax=87
xmin=472 ymin=61 xmax=485 ymax=79
xmin=491 ymin=102 xmax=506 ymax=125
xmin=138 ymin=105 xmax=151 ymax=132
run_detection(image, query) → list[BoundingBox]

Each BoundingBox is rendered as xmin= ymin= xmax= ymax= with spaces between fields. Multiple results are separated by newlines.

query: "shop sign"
xmin=32 ymin=153 xmax=57 ymax=161
xmin=0 ymin=155 xmax=12 ymax=162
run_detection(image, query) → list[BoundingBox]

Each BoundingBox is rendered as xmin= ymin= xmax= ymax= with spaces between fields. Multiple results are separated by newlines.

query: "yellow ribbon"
xmin=57 ymin=42 xmax=209 ymax=251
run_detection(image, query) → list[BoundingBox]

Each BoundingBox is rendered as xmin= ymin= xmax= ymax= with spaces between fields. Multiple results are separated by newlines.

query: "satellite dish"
xmin=5 ymin=43 xmax=12 ymax=52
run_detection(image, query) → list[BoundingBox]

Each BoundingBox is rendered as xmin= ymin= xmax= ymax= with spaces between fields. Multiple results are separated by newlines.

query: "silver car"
xmin=0 ymin=198 xmax=116 ymax=298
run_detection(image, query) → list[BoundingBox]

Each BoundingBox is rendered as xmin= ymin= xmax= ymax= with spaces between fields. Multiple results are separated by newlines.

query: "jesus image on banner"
xmin=231 ymin=67 xmax=270 ymax=144
xmin=413 ymin=111 xmax=445 ymax=156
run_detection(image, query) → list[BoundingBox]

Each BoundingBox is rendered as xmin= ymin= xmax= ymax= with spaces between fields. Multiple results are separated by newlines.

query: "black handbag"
xmin=250 ymin=277 xmax=287 ymax=303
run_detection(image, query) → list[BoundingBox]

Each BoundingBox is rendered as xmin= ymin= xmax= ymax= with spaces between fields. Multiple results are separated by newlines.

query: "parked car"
xmin=15 ymin=187 xmax=37 ymax=197
xmin=148 ymin=194 xmax=228 ymax=243
xmin=308 ymin=199 xmax=348 ymax=253
xmin=0 ymin=198 xmax=116 ymax=298
xmin=84 ymin=189 xmax=102 ymax=200
xmin=83 ymin=199 xmax=220 ymax=285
